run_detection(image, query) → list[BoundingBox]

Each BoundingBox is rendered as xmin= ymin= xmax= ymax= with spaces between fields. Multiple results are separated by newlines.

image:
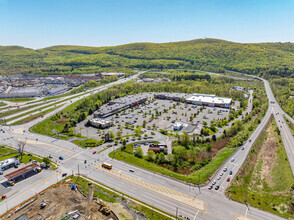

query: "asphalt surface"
xmin=0 ymin=72 xmax=292 ymax=220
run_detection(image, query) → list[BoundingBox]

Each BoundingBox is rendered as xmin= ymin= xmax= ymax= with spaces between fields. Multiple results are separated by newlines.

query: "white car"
xmin=129 ymin=169 xmax=134 ymax=173
xmin=220 ymin=172 xmax=224 ymax=176
xmin=231 ymin=158 xmax=234 ymax=162
xmin=212 ymin=180 xmax=216 ymax=185
xmin=217 ymin=176 xmax=221 ymax=180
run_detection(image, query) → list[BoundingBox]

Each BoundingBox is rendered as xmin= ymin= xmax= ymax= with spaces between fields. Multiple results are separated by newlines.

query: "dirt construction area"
xmin=3 ymin=185 xmax=131 ymax=220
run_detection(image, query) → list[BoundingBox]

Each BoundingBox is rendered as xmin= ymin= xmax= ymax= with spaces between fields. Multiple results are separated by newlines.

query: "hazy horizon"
xmin=1 ymin=0 xmax=293 ymax=49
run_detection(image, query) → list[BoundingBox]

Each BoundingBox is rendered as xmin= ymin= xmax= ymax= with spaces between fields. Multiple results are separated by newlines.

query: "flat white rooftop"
xmin=186 ymin=94 xmax=232 ymax=105
xmin=90 ymin=118 xmax=111 ymax=124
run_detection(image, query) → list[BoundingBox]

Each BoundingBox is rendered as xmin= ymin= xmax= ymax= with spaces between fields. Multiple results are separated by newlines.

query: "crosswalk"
xmin=97 ymin=165 xmax=194 ymax=199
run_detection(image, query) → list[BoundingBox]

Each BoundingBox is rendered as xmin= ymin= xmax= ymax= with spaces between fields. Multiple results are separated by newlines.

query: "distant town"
xmin=0 ymin=72 xmax=125 ymax=98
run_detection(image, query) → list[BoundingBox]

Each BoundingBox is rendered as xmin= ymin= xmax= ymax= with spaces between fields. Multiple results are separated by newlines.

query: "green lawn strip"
xmin=72 ymin=138 xmax=104 ymax=148
xmin=5 ymin=93 xmax=82 ymax=123
xmin=0 ymin=102 xmax=7 ymax=107
xmin=0 ymin=153 xmax=18 ymax=161
xmin=67 ymin=175 xmax=174 ymax=220
xmin=0 ymin=103 xmax=46 ymax=119
xmin=93 ymin=190 xmax=118 ymax=203
xmin=0 ymin=145 xmax=57 ymax=169
xmin=226 ymin=118 xmax=294 ymax=219
xmin=0 ymin=153 xmax=57 ymax=169
xmin=10 ymin=104 xmax=64 ymax=125
xmin=130 ymin=205 xmax=172 ymax=220
xmin=0 ymin=145 xmax=17 ymax=156
xmin=0 ymin=97 xmax=35 ymax=102
xmin=284 ymin=117 xmax=294 ymax=137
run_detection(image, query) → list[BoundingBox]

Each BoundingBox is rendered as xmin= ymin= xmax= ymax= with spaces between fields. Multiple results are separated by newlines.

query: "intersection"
xmin=0 ymin=72 xmax=293 ymax=219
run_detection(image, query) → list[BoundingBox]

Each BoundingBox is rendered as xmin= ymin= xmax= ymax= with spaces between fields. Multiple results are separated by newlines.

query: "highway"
xmin=0 ymin=72 xmax=292 ymax=219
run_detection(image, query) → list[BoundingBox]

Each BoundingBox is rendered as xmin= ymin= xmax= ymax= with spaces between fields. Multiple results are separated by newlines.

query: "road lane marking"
xmin=183 ymin=193 xmax=189 ymax=198
xmin=193 ymin=210 xmax=200 ymax=220
xmin=162 ymin=186 xmax=172 ymax=194
xmin=166 ymin=187 xmax=176 ymax=195
xmin=154 ymin=184 xmax=162 ymax=192
xmin=172 ymin=189 xmax=181 ymax=196
xmin=16 ymin=138 xmax=75 ymax=155
xmin=96 ymin=165 xmax=205 ymax=211
xmin=158 ymin=185 xmax=170 ymax=194
xmin=235 ymin=215 xmax=253 ymax=220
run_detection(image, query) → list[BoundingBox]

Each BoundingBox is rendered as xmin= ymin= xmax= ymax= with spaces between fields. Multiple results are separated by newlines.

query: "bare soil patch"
xmin=56 ymin=118 xmax=68 ymax=124
xmin=252 ymin=124 xmax=278 ymax=189
xmin=2 ymin=185 xmax=121 ymax=220
xmin=19 ymin=113 xmax=45 ymax=124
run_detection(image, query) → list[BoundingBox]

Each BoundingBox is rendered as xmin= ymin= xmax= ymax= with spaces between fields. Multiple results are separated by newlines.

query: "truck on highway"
xmin=102 ymin=163 xmax=112 ymax=170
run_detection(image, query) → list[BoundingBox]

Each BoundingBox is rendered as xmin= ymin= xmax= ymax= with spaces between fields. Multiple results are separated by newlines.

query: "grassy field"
xmin=66 ymin=175 xmax=173 ymax=220
xmin=72 ymin=138 xmax=104 ymax=148
xmin=0 ymin=145 xmax=17 ymax=159
xmin=0 ymin=102 xmax=7 ymax=107
xmin=284 ymin=117 xmax=294 ymax=137
xmin=0 ymin=145 xmax=57 ymax=169
xmin=0 ymin=97 xmax=35 ymax=102
xmin=226 ymin=116 xmax=294 ymax=219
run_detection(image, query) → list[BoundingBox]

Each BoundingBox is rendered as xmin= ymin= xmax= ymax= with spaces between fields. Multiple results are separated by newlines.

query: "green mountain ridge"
xmin=1 ymin=38 xmax=294 ymax=77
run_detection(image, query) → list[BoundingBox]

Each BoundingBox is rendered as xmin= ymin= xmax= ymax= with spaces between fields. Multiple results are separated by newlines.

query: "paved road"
xmin=0 ymin=71 xmax=291 ymax=220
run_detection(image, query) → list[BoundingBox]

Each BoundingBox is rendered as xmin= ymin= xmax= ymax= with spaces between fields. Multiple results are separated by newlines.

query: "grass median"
xmin=0 ymin=97 xmax=35 ymax=102
xmin=226 ymin=116 xmax=294 ymax=219
xmin=10 ymin=104 xmax=64 ymax=125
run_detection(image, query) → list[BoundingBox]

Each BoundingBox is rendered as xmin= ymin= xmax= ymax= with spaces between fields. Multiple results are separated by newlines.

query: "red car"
xmin=93 ymin=151 xmax=97 ymax=154
xmin=227 ymin=177 xmax=230 ymax=182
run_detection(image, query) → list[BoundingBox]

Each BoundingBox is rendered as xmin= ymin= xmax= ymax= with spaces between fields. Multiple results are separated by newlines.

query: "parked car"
xmin=229 ymin=171 xmax=233 ymax=175
xmin=212 ymin=180 xmax=216 ymax=185
xmin=62 ymin=173 xmax=67 ymax=177
xmin=129 ymin=169 xmax=134 ymax=172
xmin=215 ymin=185 xmax=220 ymax=190
xmin=223 ymin=167 xmax=227 ymax=172
xmin=208 ymin=185 xmax=213 ymax=190
xmin=93 ymin=151 xmax=97 ymax=154
xmin=227 ymin=177 xmax=231 ymax=182
xmin=59 ymin=156 xmax=64 ymax=160
xmin=231 ymin=158 xmax=234 ymax=162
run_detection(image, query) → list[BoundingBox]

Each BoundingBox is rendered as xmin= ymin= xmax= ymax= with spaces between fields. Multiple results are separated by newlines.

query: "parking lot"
xmin=76 ymin=92 xmax=240 ymax=141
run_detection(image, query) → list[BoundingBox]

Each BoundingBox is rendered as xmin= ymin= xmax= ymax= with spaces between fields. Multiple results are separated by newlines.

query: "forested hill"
xmin=1 ymin=39 xmax=294 ymax=77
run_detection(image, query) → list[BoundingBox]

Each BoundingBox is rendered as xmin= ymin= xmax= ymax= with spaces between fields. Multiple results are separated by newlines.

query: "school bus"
xmin=101 ymin=163 xmax=112 ymax=170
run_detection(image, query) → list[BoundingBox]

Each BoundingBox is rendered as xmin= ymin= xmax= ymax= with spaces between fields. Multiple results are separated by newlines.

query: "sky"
xmin=0 ymin=0 xmax=294 ymax=49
